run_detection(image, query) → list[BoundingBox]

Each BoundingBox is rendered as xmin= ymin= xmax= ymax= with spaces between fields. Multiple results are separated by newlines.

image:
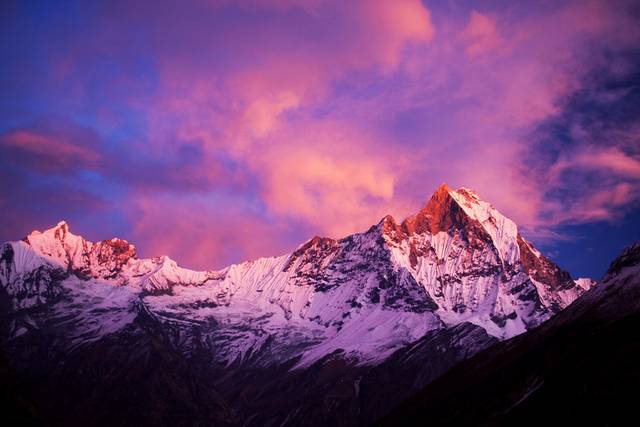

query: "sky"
xmin=1 ymin=0 xmax=639 ymax=279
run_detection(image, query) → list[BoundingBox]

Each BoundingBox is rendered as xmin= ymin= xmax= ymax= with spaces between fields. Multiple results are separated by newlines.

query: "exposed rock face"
xmin=517 ymin=235 xmax=573 ymax=290
xmin=402 ymin=184 xmax=481 ymax=236
xmin=0 ymin=185 xmax=595 ymax=426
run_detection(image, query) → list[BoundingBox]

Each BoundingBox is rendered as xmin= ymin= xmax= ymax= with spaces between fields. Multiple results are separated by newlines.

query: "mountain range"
xmin=1 ymin=184 xmax=635 ymax=426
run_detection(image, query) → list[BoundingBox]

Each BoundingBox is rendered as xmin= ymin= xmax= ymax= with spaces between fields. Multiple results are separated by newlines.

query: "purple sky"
xmin=1 ymin=0 xmax=639 ymax=278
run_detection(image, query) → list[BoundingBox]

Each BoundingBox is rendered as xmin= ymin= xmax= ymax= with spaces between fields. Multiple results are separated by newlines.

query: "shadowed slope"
xmin=381 ymin=243 xmax=640 ymax=426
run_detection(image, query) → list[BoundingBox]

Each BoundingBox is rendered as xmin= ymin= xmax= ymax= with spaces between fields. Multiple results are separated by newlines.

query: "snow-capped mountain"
xmin=0 ymin=184 xmax=596 ymax=426
xmin=1 ymin=185 xmax=591 ymax=364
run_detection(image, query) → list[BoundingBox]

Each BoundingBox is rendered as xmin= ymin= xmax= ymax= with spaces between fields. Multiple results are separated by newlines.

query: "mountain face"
xmin=0 ymin=185 xmax=594 ymax=425
xmin=382 ymin=243 xmax=640 ymax=427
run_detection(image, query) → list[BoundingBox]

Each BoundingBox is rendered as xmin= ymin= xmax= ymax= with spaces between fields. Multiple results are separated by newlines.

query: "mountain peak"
xmin=27 ymin=220 xmax=74 ymax=243
xmin=434 ymin=182 xmax=452 ymax=195
xmin=392 ymin=185 xmax=523 ymax=268
xmin=400 ymin=184 xmax=470 ymax=236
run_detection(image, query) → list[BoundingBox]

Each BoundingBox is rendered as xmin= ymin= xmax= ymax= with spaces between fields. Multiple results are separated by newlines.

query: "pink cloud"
xmin=137 ymin=0 xmax=639 ymax=241
xmin=531 ymin=146 xmax=640 ymax=227
xmin=557 ymin=148 xmax=640 ymax=179
xmin=461 ymin=11 xmax=503 ymax=58
xmin=549 ymin=183 xmax=637 ymax=224
xmin=547 ymin=147 xmax=634 ymax=184
xmin=128 ymin=194 xmax=299 ymax=269
xmin=118 ymin=0 xmax=437 ymax=250
xmin=152 ymin=0 xmax=435 ymax=141
xmin=0 ymin=128 xmax=101 ymax=173
xmin=243 ymin=91 xmax=301 ymax=137
xmin=1 ymin=130 xmax=98 ymax=162
xmin=252 ymin=121 xmax=397 ymax=237
xmin=359 ymin=0 xmax=435 ymax=66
